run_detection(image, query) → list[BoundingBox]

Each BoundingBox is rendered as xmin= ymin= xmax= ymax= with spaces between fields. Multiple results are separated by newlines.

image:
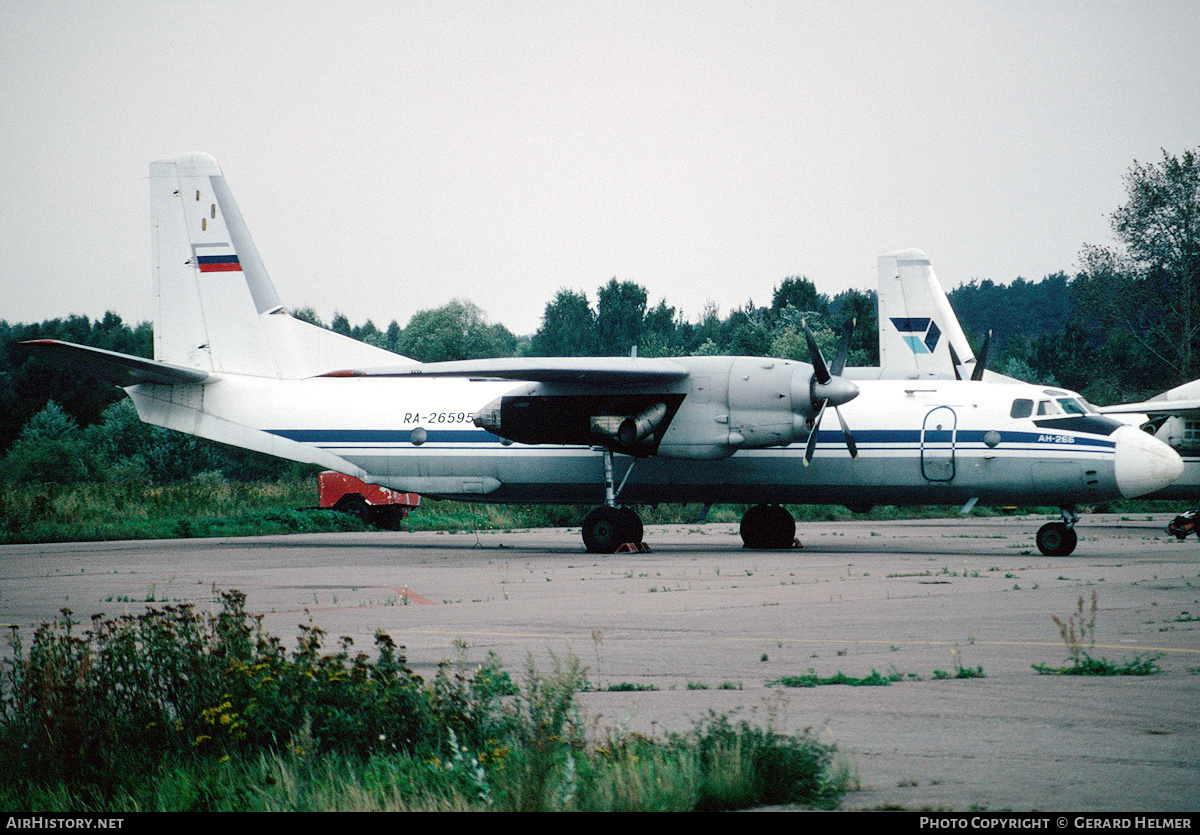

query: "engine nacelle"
xmin=657 ymin=357 xmax=856 ymax=459
xmin=472 ymin=356 xmax=858 ymax=461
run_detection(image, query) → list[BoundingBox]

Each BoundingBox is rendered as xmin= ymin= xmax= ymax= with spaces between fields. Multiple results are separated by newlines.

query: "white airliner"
xmin=1087 ymin=386 xmax=1200 ymax=501
xmin=22 ymin=154 xmax=1185 ymax=557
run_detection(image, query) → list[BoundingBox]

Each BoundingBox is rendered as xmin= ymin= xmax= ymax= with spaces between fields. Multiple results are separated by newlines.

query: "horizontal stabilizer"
xmin=20 ymin=339 xmax=212 ymax=387
xmin=319 ymin=357 xmax=690 ymax=385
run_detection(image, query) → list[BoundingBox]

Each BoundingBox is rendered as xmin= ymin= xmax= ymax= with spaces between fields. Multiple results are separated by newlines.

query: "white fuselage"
xmin=126 ymin=369 xmax=1182 ymax=508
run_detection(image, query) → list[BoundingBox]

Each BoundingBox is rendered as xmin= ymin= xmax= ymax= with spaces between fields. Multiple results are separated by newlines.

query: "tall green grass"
xmin=0 ymin=477 xmax=363 ymax=543
xmin=2 ymin=475 xmax=1178 ymax=545
xmin=0 ymin=593 xmax=848 ymax=811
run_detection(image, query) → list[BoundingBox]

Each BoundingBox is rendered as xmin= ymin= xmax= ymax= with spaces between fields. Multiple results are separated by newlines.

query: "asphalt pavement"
xmin=2 ymin=513 xmax=1197 ymax=812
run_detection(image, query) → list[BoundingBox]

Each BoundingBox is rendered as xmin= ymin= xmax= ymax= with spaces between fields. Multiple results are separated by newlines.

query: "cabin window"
xmin=1010 ymin=399 xmax=1033 ymax=418
xmin=1181 ymin=419 xmax=1200 ymax=455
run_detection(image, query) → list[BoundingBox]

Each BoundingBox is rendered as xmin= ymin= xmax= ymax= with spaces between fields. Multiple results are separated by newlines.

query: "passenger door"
xmin=921 ymin=406 xmax=957 ymax=482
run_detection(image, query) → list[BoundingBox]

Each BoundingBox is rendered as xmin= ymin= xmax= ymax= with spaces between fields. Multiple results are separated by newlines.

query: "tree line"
xmin=3 ymin=148 xmax=1195 ymax=484
xmin=0 ymin=279 xmax=873 ymax=485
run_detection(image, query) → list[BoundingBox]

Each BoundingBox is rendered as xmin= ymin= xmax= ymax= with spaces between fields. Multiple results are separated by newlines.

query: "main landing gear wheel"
xmin=583 ymin=506 xmax=643 ymax=554
xmin=619 ymin=506 xmax=643 ymax=545
xmin=740 ymin=504 xmax=796 ymax=549
xmin=1036 ymin=522 xmax=1077 ymax=556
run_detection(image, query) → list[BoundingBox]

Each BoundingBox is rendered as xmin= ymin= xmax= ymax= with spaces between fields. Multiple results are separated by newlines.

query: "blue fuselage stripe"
xmin=266 ymin=427 xmax=1116 ymax=451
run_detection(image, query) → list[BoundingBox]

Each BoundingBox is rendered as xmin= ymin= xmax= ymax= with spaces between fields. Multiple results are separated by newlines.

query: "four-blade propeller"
xmin=802 ymin=320 xmax=859 ymax=466
xmin=949 ymin=330 xmax=991 ymax=381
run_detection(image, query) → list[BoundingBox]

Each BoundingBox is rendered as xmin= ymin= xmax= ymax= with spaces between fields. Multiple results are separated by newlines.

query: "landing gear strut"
xmin=581 ymin=449 xmax=644 ymax=553
xmin=740 ymin=504 xmax=797 ymax=549
xmin=1036 ymin=507 xmax=1079 ymax=556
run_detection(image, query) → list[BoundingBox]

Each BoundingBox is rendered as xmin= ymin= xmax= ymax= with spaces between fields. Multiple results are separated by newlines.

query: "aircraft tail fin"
xmin=877 ymin=249 xmax=976 ymax=380
xmin=150 ymin=153 xmax=408 ymax=378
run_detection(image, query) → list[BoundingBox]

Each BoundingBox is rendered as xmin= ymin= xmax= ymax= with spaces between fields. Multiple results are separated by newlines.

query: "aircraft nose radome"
xmin=1113 ymin=425 xmax=1184 ymax=498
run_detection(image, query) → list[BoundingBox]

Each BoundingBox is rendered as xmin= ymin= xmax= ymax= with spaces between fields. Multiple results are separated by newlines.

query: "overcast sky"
xmin=2 ymin=0 xmax=1197 ymax=337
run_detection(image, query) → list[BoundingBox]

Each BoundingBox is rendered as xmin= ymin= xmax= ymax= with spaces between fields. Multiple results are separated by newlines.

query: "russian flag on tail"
xmin=197 ymin=254 xmax=242 ymax=273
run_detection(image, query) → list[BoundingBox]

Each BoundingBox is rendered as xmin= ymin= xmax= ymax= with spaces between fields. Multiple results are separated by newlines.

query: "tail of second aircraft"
xmin=150 ymin=153 xmax=407 ymax=378
xmin=876 ymin=249 xmax=978 ymax=380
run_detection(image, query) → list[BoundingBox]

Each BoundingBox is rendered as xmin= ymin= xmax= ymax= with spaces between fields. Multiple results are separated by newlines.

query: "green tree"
xmin=722 ymin=303 xmax=771 ymax=357
xmin=770 ymin=277 xmax=828 ymax=319
xmin=399 ymin=300 xmax=517 ymax=362
xmin=290 ymin=307 xmax=325 ymax=327
xmin=595 ymin=279 xmax=648 ymax=356
xmin=352 ymin=319 xmax=383 ymax=347
xmin=385 ymin=320 xmax=403 ymax=353
xmin=828 ymin=288 xmax=879 ymax=367
xmin=1073 ymin=148 xmax=1200 ymax=391
xmin=689 ymin=301 xmax=724 ymax=354
xmin=528 ymin=289 xmax=598 ymax=356
xmin=330 ymin=312 xmax=353 ymax=337
xmin=1 ymin=313 xmax=151 ymax=453
xmin=1113 ymin=149 xmax=1200 ymax=382
xmin=2 ymin=401 xmax=94 ymax=484
xmin=640 ymin=299 xmax=690 ymax=357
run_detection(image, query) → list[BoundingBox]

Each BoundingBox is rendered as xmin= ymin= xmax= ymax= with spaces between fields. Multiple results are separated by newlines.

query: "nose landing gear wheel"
xmin=1036 ymin=522 xmax=1077 ymax=556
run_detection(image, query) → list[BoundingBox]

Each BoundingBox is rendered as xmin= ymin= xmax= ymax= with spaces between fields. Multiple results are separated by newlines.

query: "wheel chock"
xmin=616 ymin=541 xmax=651 ymax=553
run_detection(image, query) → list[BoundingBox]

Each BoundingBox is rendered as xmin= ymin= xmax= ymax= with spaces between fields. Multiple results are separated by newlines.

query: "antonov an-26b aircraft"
xmin=23 ymin=154 xmax=1185 ymax=556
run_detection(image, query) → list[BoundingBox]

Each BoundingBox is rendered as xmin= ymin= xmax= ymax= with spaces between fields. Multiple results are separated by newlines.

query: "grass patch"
xmin=0 ymin=592 xmax=848 ymax=811
xmin=932 ymin=666 xmax=986 ymax=679
xmin=771 ymin=659 xmax=986 ymax=686
xmin=768 ymin=669 xmax=900 ymax=688
xmin=1032 ymin=655 xmax=1163 ymax=676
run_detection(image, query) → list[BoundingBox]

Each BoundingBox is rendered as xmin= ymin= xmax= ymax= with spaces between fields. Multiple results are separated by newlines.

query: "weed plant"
xmin=932 ymin=646 xmax=986 ymax=679
xmin=0 ymin=591 xmax=847 ymax=811
xmin=1032 ymin=592 xmax=1164 ymax=676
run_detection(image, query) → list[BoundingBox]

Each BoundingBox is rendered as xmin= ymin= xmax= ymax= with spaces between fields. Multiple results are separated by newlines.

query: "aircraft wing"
xmin=20 ymin=339 xmax=212 ymax=386
xmin=319 ymin=356 xmax=691 ymax=385
xmin=1099 ymin=398 xmax=1200 ymax=416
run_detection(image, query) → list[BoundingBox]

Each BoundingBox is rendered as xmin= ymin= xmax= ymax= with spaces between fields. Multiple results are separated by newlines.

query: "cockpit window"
xmin=1057 ymin=397 xmax=1088 ymax=415
xmin=1036 ymin=400 xmax=1062 ymax=416
xmin=1010 ymin=399 xmax=1033 ymax=418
